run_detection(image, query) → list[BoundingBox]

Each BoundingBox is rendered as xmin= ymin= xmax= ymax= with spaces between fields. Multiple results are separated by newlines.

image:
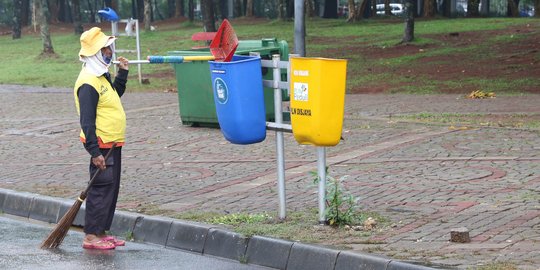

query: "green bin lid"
xmin=169 ymin=39 xmax=281 ymax=55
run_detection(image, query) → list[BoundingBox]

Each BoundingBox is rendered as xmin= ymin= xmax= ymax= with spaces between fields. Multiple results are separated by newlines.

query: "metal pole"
xmin=135 ymin=19 xmax=142 ymax=83
xmin=273 ymin=54 xmax=287 ymax=220
xmin=294 ymin=0 xmax=306 ymax=57
xmin=111 ymin=21 xmax=118 ymax=76
xmin=317 ymin=147 xmax=327 ymax=224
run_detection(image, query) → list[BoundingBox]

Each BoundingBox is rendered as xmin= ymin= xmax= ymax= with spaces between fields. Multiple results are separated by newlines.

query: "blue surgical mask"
xmin=101 ymin=44 xmax=114 ymax=64
xmin=103 ymin=54 xmax=112 ymax=64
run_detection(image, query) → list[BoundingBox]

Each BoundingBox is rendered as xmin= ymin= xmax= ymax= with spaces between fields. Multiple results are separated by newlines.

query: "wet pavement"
xmin=0 ymin=214 xmax=273 ymax=270
xmin=0 ymin=84 xmax=539 ymax=269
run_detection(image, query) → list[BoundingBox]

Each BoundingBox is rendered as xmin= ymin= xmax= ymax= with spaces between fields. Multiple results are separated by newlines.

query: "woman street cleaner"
xmin=74 ymin=27 xmax=129 ymax=250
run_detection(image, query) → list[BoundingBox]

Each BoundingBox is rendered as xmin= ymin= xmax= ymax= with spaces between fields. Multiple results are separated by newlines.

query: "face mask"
xmin=101 ymin=43 xmax=114 ymax=64
xmin=103 ymin=54 xmax=112 ymax=64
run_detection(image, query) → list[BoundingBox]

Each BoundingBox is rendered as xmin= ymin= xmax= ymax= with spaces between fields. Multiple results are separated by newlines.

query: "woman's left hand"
xmin=117 ymin=56 xmax=129 ymax=70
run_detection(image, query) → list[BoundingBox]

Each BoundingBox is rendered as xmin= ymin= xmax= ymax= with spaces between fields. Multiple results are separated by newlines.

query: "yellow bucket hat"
xmin=78 ymin=27 xmax=116 ymax=57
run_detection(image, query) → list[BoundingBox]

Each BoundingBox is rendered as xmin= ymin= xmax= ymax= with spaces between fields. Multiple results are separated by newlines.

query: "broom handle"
xmin=77 ymin=143 xmax=117 ymax=202
xmin=112 ymin=55 xmax=215 ymax=65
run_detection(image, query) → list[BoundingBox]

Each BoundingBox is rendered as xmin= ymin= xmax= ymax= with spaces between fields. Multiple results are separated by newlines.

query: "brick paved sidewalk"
xmin=1 ymin=85 xmax=539 ymax=269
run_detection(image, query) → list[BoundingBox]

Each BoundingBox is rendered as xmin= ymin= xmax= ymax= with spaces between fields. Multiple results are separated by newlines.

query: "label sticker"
xmin=290 ymin=107 xmax=312 ymax=116
xmin=214 ymin=78 xmax=228 ymax=104
xmin=293 ymin=82 xmax=308 ymax=101
xmin=293 ymin=70 xmax=309 ymax=76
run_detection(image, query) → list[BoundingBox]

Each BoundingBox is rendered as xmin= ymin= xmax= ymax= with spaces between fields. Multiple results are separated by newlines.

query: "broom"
xmin=41 ymin=143 xmax=116 ymax=249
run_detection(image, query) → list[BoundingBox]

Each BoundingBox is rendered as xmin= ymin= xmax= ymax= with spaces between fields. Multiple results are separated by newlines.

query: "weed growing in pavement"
xmin=208 ymin=213 xmax=271 ymax=225
xmin=311 ymin=169 xmax=361 ymax=227
xmin=124 ymin=231 xmax=134 ymax=241
xmin=176 ymin=209 xmax=387 ymax=246
xmin=470 ymin=261 xmax=518 ymax=270
xmin=238 ymin=254 xmax=248 ymax=264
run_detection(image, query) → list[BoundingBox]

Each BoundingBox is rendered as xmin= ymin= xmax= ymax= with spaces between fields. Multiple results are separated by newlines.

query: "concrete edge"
xmin=203 ymin=227 xmax=249 ymax=261
xmin=166 ymin=219 xmax=215 ymax=253
xmin=0 ymin=188 xmax=8 ymax=212
xmin=0 ymin=188 xmax=442 ymax=270
xmin=245 ymin=235 xmax=293 ymax=269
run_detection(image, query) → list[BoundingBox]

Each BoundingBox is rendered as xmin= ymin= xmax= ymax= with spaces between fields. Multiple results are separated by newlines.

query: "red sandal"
xmin=102 ymin=236 xmax=126 ymax=247
xmin=82 ymin=239 xmax=116 ymax=250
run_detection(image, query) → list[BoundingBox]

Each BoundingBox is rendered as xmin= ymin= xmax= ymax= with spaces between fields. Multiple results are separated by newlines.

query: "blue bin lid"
xmin=98 ymin=8 xmax=119 ymax=22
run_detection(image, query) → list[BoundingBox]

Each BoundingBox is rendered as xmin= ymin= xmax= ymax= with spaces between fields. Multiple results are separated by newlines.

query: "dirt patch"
xmin=346 ymin=23 xmax=540 ymax=94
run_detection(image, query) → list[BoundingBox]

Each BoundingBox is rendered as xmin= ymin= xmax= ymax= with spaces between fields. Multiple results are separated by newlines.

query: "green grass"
xmin=0 ymin=17 xmax=538 ymax=93
xmin=175 ymin=209 xmax=387 ymax=244
xmin=470 ymin=261 xmax=519 ymax=270
xmin=392 ymin=112 xmax=540 ymax=129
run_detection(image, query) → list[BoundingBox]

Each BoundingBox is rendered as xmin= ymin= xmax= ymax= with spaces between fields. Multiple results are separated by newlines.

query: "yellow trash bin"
xmin=289 ymin=57 xmax=347 ymax=146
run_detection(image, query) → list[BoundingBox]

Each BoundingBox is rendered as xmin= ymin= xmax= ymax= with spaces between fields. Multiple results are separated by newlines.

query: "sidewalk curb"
xmin=0 ymin=188 xmax=441 ymax=270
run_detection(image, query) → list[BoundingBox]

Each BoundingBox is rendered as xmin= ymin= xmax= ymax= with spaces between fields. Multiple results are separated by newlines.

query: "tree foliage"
xmin=1 ymin=0 xmax=535 ymax=30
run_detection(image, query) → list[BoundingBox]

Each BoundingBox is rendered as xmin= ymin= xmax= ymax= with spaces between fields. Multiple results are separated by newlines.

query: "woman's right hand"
xmin=92 ymin=155 xmax=106 ymax=170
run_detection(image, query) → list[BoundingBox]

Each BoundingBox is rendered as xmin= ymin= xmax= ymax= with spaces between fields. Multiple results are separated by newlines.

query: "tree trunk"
xmin=423 ymin=0 xmax=436 ymax=16
xmin=286 ymin=0 xmax=293 ymax=17
xmin=234 ymin=0 xmax=242 ymax=16
xmin=58 ymin=0 xmax=70 ymax=22
xmin=201 ymin=0 xmax=216 ymax=32
xmin=246 ymin=0 xmax=253 ymax=16
xmin=153 ymin=0 xmax=164 ymax=20
xmin=306 ymin=0 xmax=315 ymax=17
xmin=347 ymin=0 xmax=359 ymax=22
xmin=323 ymin=0 xmax=337 ymax=18
xmin=144 ymin=0 xmax=151 ymax=30
xmin=535 ymin=0 xmax=540 ymax=17
xmin=371 ymin=0 xmax=376 ymax=17
xmin=441 ymin=0 xmax=451 ymax=16
xmin=131 ymin=0 xmax=136 ymax=18
xmin=357 ymin=0 xmax=368 ymax=18
xmin=507 ymin=0 xmax=519 ymax=16
xmin=167 ymin=0 xmax=174 ymax=17
xmin=48 ymin=0 xmax=59 ymax=23
xmin=86 ymin=0 xmax=95 ymax=22
xmin=137 ymin=0 xmax=145 ymax=21
xmin=12 ymin=0 xmax=22 ymax=39
xmin=175 ymin=0 xmax=183 ymax=17
xmin=71 ymin=0 xmax=83 ymax=34
xmin=219 ymin=0 xmax=228 ymax=19
xmin=21 ymin=0 xmax=30 ymax=26
xmin=384 ymin=0 xmax=391 ymax=15
xmin=37 ymin=0 xmax=55 ymax=54
xmin=402 ymin=0 xmax=414 ymax=43
xmin=111 ymin=0 xmax=118 ymax=11
xmin=188 ymin=0 xmax=194 ymax=21
xmin=467 ymin=0 xmax=480 ymax=16
xmin=278 ymin=0 xmax=286 ymax=19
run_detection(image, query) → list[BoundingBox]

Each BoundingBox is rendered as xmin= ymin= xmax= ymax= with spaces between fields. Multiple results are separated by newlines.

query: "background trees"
xmin=1 ymin=0 xmax=536 ymax=55
xmin=2 ymin=0 xmax=536 ymax=33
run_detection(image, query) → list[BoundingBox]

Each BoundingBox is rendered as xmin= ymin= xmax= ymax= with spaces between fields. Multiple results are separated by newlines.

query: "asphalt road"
xmin=0 ymin=214 xmax=274 ymax=270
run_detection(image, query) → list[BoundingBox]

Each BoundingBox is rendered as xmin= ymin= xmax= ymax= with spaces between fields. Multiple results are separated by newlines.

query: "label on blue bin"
xmin=214 ymin=78 xmax=229 ymax=104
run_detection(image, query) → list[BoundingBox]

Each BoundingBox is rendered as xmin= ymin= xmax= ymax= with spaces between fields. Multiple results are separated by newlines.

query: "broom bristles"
xmin=41 ymin=144 xmax=115 ymax=249
xmin=40 ymin=196 xmax=84 ymax=249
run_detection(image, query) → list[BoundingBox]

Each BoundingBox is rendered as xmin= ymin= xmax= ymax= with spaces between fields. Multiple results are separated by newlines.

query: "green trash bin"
xmin=170 ymin=38 xmax=289 ymax=127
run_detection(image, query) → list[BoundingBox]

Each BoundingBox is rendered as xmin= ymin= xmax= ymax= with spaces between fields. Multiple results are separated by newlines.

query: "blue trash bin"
xmin=209 ymin=55 xmax=266 ymax=144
